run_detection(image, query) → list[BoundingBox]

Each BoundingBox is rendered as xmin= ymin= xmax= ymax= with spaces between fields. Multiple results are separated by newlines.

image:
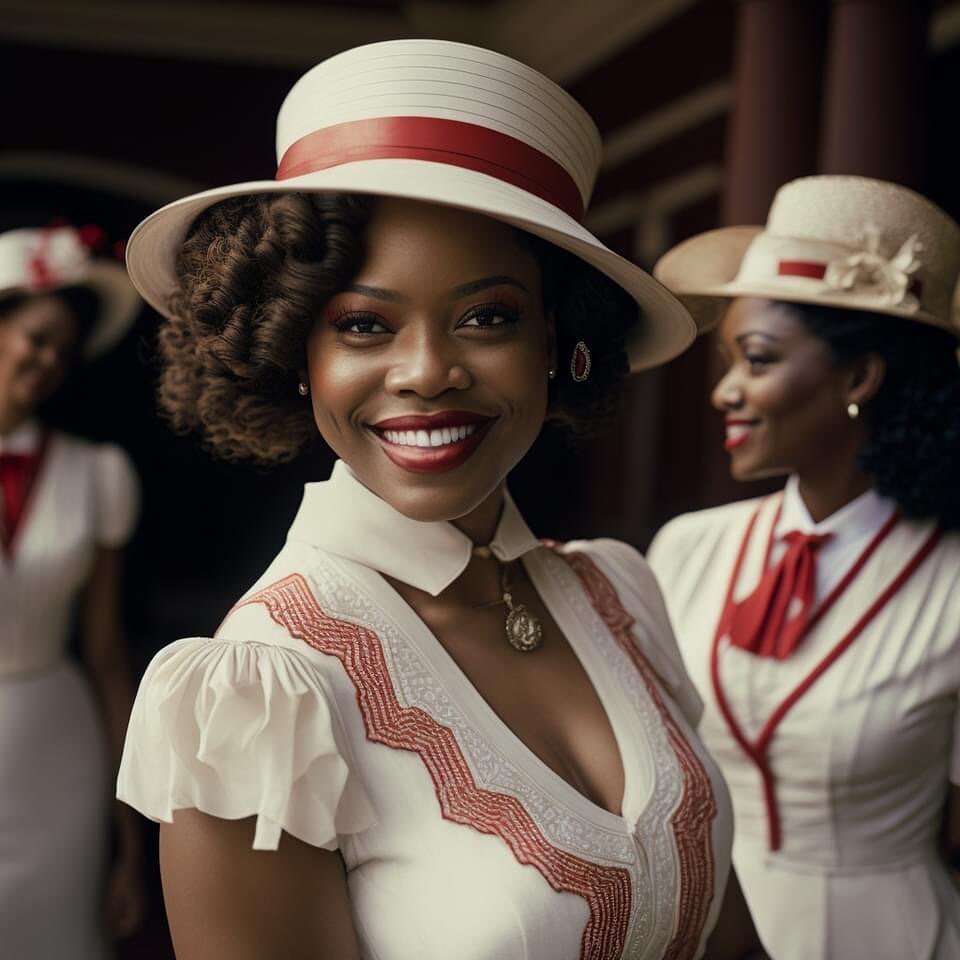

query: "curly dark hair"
xmin=787 ymin=302 xmax=960 ymax=529
xmin=158 ymin=191 xmax=637 ymax=463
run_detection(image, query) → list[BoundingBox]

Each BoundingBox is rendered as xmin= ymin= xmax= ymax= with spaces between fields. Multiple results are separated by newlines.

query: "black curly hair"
xmin=786 ymin=301 xmax=960 ymax=529
xmin=158 ymin=191 xmax=637 ymax=463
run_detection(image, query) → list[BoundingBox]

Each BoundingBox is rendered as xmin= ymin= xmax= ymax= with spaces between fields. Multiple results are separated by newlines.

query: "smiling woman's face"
xmin=0 ymin=294 xmax=81 ymax=421
xmin=305 ymin=197 xmax=556 ymax=523
xmin=711 ymin=297 xmax=866 ymax=482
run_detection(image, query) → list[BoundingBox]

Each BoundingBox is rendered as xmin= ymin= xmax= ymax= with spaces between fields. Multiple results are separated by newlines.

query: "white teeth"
xmin=380 ymin=423 xmax=478 ymax=448
xmin=726 ymin=424 xmax=753 ymax=440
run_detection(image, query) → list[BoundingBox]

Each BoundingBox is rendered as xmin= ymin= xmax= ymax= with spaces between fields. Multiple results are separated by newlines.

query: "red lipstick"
xmin=369 ymin=410 xmax=496 ymax=475
xmin=723 ymin=418 xmax=758 ymax=451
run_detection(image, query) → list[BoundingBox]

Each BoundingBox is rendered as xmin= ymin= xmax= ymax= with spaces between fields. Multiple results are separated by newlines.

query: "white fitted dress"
xmin=0 ymin=420 xmax=140 ymax=960
xmin=649 ymin=478 xmax=960 ymax=960
xmin=119 ymin=460 xmax=732 ymax=960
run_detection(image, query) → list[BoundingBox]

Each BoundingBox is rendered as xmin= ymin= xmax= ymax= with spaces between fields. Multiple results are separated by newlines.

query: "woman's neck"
xmin=450 ymin=484 xmax=506 ymax=547
xmin=0 ymin=402 xmax=29 ymax=438
xmin=795 ymin=463 xmax=873 ymax=524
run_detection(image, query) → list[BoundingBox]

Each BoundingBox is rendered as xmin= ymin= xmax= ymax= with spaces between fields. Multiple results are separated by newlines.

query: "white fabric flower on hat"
xmin=24 ymin=227 xmax=91 ymax=290
xmin=824 ymin=223 xmax=923 ymax=311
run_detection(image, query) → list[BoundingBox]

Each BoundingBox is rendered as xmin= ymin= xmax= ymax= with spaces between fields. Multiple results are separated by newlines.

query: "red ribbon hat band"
xmin=275 ymin=116 xmax=586 ymax=223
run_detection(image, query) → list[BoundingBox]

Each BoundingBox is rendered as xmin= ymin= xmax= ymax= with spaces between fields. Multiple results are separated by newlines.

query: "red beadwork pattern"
xmin=239 ymin=573 xmax=632 ymax=960
xmin=562 ymin=552 xmax=717 ymax=960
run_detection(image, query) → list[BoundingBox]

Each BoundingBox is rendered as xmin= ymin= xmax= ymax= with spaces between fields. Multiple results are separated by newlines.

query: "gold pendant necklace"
xmin=472 ymin=546 xmax=543 ymax=652
xmin=501 ymin=562 xmax=543 ymax=652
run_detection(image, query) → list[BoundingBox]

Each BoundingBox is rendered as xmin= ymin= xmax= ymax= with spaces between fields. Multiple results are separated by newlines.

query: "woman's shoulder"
xmin=552 ymin=536 xmax=659 ymax=599
xmin=653 ymin=496 xmax=766 ymax=547
xmin=549 ymin=537 xmax=705 ymax=727
xmin=48 ymin=431 xmax=136 ymax=478
xmin=119 ymin=542 xmax=377 ymax=850
xmin=647 ymin=496 xmax=768 ymax=573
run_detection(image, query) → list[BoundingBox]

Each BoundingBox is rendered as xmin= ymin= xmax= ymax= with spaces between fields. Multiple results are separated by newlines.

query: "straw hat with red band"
xmin=124 ymin=38 xmax=696 ymax=372
xmin=654 ymin=175 xmax=960 ymax=337
xmin=0 ymin=226 xmax=140 ymax=359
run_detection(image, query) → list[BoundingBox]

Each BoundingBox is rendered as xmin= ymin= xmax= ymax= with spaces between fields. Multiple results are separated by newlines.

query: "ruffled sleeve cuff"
xmin=117 ymin=636 xmax=376 ymax=851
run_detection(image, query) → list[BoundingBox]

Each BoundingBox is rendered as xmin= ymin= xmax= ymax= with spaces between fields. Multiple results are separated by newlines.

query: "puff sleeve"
xmin=117 ymin=636 xmax=377 ymax=851
xmin=92 ymin=444 xmax=140 ymax=547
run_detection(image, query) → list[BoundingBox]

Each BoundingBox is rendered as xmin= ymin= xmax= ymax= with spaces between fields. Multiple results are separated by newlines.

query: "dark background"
xmin=2 ymin=1 xmax=958 ymax=955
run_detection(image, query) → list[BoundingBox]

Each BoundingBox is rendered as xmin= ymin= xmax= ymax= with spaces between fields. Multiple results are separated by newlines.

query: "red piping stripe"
xmin=239 ymin=573 xmax=631 ymax=960
xmin=711 ymin=499 xmax=941 ymax=851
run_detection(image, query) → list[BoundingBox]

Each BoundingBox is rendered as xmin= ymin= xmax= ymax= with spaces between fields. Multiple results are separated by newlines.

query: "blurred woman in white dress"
xmin=0 ymin=224 xmax=143 ymax=958
xmin=649 ymin=176 xmax=960 ymax=960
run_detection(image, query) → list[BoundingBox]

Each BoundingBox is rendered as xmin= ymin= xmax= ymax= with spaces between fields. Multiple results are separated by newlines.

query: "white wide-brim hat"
xmin=125 ymin=38 xmax=696 ymax=371
xmin=654 ymin=175 xmax=960 ymax=337
xmin=0 ymin=226 xmax=140 ymax=359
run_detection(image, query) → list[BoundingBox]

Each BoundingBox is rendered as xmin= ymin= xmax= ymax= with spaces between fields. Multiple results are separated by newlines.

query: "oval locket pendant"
xmin=505 ymin=603 xmax=543 ymax=652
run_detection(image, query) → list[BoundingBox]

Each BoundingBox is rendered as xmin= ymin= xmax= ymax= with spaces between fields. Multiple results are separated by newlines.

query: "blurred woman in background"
xmin=650 ymin=175 xmax=960 ymax=960
xmin=0 ymin=224 xmax=143 ymax=958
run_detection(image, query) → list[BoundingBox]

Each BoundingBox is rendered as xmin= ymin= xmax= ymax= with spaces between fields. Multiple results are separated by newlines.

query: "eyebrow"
xmin=344 ymin=275 xmax=530 ymax=304
xmin=451 ymin=275 xmax=530 ymax=298
xmin=735 ymin=331 xmax=782 ymax=344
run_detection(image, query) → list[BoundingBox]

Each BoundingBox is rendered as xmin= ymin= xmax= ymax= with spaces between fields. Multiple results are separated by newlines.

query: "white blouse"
xmin=119 ymin=461 xmax=732 ymax=960
xmin=649 ymin=481 xmax=960 ymax=960
xmin=0 ymin=420 xmax=140 ymax=676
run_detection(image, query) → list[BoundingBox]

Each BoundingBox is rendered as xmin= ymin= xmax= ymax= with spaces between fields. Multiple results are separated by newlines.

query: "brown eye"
xmin=459 ymin=303 xmax=521 ymax=329
xmin=334 ymin=312 xmax=390 ymax=335
xmin=745 ymin=354 xmax=772 ymax=371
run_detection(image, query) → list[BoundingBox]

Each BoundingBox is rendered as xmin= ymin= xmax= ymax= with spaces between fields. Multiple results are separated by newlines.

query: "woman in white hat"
xmin=0 ymin=224 xmax=143 ymax=957
xmin=115 ymin=39 xmax=761 ymax=960
xmin=649 ymin=175 xmax=960 ymax=960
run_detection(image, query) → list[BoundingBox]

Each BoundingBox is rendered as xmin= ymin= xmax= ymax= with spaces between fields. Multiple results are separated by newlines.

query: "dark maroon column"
xmin=724 ymin=0 xmax=828 ymax=225
xmin=820 ymin=0 xmax=931 ymax=187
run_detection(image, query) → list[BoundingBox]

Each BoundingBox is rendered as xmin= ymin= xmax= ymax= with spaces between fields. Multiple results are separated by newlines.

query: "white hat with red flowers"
xmin=654 ymin=175 xmax=960 ymax=337
xmin=124 ymin=38 xmax=696 ymax=371
xmin=0 ymin=224 xmax=140 ymax=358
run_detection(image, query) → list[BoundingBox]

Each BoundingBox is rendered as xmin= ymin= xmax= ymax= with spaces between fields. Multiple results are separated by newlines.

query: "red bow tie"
xmin=0 ymin=450 xmax=43 ymax=553
xmin=726 ymin=530 xmax=833 ymax=659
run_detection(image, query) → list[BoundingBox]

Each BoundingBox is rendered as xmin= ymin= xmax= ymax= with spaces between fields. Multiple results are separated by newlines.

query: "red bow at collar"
xmin=0 ymin=450 xmax=44 ymax=554
xmin=726 ymin=530 xmax=833 ymax=659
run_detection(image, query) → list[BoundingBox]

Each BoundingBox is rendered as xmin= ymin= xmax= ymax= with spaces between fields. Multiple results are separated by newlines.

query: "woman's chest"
xmin=684 ymin=556 xmax=959 ymax=789
xmin=246 ymin=550 xmax=729 ymax=960
xmin=1 ymin=455 xmax=96 ymax=610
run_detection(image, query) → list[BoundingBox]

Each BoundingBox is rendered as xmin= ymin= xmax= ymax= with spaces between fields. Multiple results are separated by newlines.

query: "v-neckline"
xmin=0 ymin=432 xmax=55 ymax=569
xmin=364 ymin=546 xmax=646 ymax=833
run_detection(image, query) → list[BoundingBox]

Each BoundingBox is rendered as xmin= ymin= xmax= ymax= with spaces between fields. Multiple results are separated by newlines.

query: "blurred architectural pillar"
xmin=724 ymin=0 xmax=827 ymax=225
xmin=820 ymin=0 xmax=931 ymax=187
xmin=695 ymin=0 xmax=828 ymax=509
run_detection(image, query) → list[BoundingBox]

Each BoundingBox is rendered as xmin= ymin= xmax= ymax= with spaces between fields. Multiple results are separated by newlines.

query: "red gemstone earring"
xmin=570 ymin=340 xmax=592 ymax=382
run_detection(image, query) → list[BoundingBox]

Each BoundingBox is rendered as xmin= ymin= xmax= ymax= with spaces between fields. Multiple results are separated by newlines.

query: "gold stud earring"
xmin=298 ymin=382 xmax=310 ymax=396
xmin=847 ymin=402 xmax=859 ymax=419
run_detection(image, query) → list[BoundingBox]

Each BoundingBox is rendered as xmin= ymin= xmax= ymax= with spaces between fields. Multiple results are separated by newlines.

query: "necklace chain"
xmin=472 ymin=545 xmax=543 ymax=652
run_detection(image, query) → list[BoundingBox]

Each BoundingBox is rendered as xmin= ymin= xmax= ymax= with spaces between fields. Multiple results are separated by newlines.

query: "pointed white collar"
xmin=777 ymin=474 xmax=897 ymax=550
xmin=288 ymin=460 xmax=541 ymax=596
xmin=0 ymin=419 xmax=42 ymax=455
